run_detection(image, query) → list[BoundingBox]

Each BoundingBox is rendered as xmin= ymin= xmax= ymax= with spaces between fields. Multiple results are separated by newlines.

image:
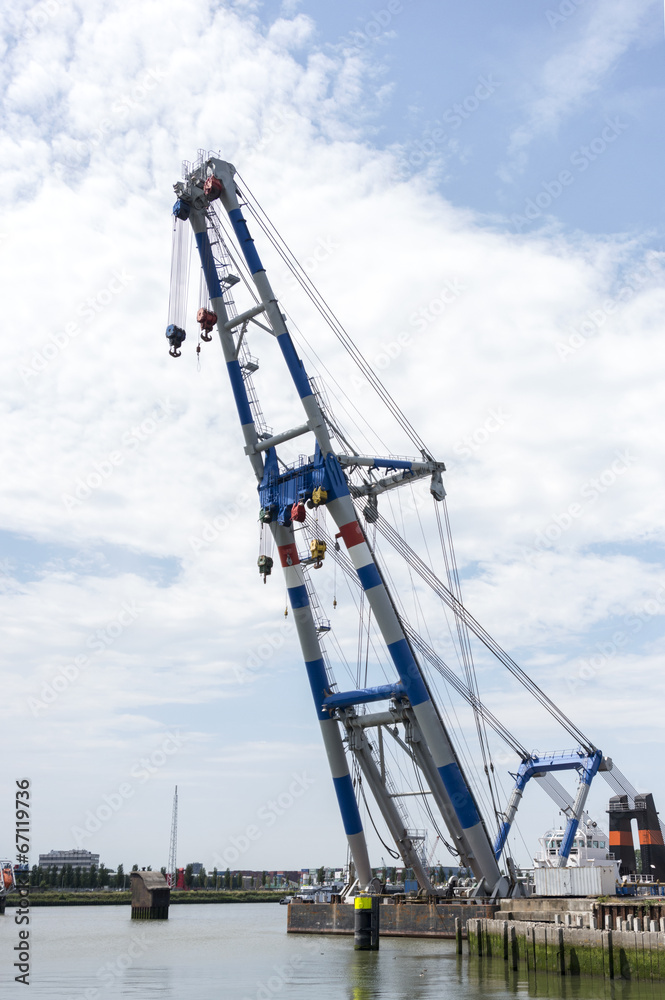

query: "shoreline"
xmin=2 ymin=890 xmax=285 ymax=907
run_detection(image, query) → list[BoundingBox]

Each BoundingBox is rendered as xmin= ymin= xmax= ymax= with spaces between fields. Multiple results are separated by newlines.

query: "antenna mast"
xmin=167 ymin=785 xmax=178 ymax=889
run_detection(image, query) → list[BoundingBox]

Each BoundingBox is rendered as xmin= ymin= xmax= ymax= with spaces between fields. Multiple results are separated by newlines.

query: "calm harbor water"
xmin=3 ymin=902 xmax=665 ymax=1000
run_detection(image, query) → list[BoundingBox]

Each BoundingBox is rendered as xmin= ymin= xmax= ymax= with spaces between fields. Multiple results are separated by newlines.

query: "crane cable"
xmin=372 ymin=507 xmax=595 ymax=754
xmin=232 ymin=178 xmax=551 ymax=809
xmin=314 ymin=515 xmax=529 ymax=757
xmin=226 ymin=180 xmax=590 ymax=750
xmin=432 ymin=500 xmax=504 ymax=832
xmin=235 ymin=175 xmax=430 ymax=457
xmin=200 ymin=190 xmax=538 ymax=860
xmin=216 ymin=179 xmax=595 ymax=829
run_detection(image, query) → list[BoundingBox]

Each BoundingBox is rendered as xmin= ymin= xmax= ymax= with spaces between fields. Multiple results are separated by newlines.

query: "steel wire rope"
xmin=429 ymin=497 xmax=501 ymax=832
xmin=211 ymin=194 xmax=587 ymax=861
xmin=362 ymin=533 xmax=498 ymax=831
xmin=317 ymin=517 xmax=529 ymax=758
xmin=282 ymin=312 xmax=391 ymax=456
xmin=406 ymin=489 xmax=503 ymax=796
xmin=376 ymin=729 xmax=442 ymax=859
xmin=213 ymin=192 xmax=590 ymax=749
xmin=383 ymin=721 xmax=460 ymax=867
xmin=382 ymin=488 xmax=497 ymax=824
xmin=407 ymin=744 xmax=459 ymax=861
xmin=335 ymin=556 xmax=394 ymax=686
xmin=415 ymin=647 xmax=497 ymax=832
xmin=213 ymin=203 xmax=392 ymax=464
xmin=356 ymin=775 xmax=400 ymax=861
xmin=357 ymin=723 xmax=412 ymax=854
xmin=205 ymin=194 xmax=524 ymax=867
xmin=371 ymin=509 xmax=595 ymax=753
xmin=167 ymin=218 xmax=193 ymax=331
xmin=235 ymin=177 xmax=430 ymax=456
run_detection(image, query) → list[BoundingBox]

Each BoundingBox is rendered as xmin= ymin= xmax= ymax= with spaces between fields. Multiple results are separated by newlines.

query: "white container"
xmin=534 ymin=865 xmax=616 ymax=897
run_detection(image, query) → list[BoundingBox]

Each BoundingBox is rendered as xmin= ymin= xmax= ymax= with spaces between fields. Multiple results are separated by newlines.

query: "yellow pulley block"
xmin=309 ymin=539 xmax=327 ymax=561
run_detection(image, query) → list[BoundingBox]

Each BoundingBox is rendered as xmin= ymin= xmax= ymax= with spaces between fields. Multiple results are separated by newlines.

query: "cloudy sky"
xmin=2 ymin=0 xmax=665 ymax=876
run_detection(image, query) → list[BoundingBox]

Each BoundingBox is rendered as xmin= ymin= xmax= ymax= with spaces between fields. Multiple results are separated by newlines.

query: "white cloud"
xmin=503 ymin=0 xmax=657 ymax=172
xmin=1 ymin=0 xmax=664 ymax=872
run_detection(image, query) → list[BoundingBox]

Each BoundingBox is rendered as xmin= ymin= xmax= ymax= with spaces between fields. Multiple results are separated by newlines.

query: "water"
xmin=3 ymin=903 xmax=665 ymax=999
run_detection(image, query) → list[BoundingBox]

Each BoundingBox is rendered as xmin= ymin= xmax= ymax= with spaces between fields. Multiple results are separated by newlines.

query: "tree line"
xmin=29 ymin=862 xmax=124 ymax=890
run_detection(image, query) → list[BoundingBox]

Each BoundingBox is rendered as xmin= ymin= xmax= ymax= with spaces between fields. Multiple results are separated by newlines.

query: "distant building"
xmin=38 ymin=850 xmax=100 ymax=873
xmin=189 ymin=862 xmax=204 ymax=875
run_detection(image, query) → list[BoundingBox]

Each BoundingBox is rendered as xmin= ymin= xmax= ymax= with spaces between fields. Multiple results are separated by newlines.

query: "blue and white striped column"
xmin=272 ymin=524 xmax=372 ymax=886
xmin=188 ymin=209 xmax=264 ymax=480
xmin=212 ymin=160 xmax=336 ymax=458
xmin=210 ymin=158 xmax=502 ymax=892
xmin=325 ymin=488 xmax=503 ymax=889
xmin=188 ymin=203 xmax=372 ymax=886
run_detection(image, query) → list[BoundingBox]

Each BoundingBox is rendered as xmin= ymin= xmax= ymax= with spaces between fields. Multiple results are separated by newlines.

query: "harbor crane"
xmin=165 ymin=151 xmax=656 ymax=894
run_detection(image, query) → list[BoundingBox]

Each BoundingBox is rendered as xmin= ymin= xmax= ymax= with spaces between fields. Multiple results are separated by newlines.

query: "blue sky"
xmin=260 ymin=0 xmax=665 ymax=234
xmin=1 ymin=0 xmax=665 ymax=876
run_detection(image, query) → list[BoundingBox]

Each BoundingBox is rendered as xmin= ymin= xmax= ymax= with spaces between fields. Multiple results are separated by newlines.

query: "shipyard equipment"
xmin=164 ymin=152 xmax=658 ymax=895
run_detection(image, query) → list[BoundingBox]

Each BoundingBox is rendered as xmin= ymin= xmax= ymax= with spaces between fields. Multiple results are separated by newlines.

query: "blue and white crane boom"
xmin=166 ymin=152 xmax=652 ymax=895
xmin=167 ymin=155 xmax=509 ymax=896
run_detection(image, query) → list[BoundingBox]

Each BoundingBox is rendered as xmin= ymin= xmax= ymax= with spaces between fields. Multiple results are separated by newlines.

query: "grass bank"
xmin=4 ymin=890 xmax=286 ymax=907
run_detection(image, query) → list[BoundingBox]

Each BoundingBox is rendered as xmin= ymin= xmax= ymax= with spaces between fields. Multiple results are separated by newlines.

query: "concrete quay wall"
xmin=287 ymin=900 xmax=497 ymax=938
xmin=469 ymin=917 xmax=665 ymax=981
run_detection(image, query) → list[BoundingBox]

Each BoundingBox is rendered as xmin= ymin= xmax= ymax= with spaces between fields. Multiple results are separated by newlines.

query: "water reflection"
xmin=2 ymin=904 xmax=665 ymax=1000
